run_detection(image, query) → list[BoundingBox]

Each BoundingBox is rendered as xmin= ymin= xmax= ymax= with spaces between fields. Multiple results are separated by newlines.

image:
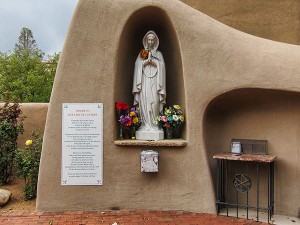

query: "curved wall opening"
xmin=204 ymin=88 xmax=300 ymax=216
xmin=114 ymin=6 xmax=186 ymax=139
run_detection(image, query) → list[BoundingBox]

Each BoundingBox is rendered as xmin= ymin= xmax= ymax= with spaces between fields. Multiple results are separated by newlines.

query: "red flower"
xmin=164 ymin=122 xmax=170 ymax=127
xmin=116 ymin=102 xmax=130 ymax=111
xmin=124 ymin=120 xmax=132 ymax=127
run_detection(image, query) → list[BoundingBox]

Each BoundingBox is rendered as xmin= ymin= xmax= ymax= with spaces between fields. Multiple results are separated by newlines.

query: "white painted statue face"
xmin=147 ymin=34 xmax=155 ymax=49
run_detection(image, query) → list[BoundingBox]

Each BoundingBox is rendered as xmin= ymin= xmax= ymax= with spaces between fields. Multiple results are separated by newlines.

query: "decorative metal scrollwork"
xmin=233 ymin=174 xmax=251 ymax=192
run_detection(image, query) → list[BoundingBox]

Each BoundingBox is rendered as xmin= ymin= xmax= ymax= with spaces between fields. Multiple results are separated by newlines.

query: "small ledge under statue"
xmin=132 ymin=30 xmax=166 ymax=140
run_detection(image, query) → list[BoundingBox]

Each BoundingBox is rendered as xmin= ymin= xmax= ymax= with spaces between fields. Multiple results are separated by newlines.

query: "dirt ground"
xmin=0 ymin=177 xmax=36 ymax=212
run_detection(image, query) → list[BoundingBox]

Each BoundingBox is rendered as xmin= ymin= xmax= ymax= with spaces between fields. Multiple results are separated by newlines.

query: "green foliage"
xmin=0 ymin=50 xmax=59 ymax=102
xmin=15 ymin=130 xmax=42 ymax=200
xmin=0 ymin=27 xmax=59 ymax=103
xmin=0 ymin=100 xmax=24 ymax=184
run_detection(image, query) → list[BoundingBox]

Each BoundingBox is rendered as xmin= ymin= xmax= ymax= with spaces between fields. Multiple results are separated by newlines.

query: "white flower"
xmin=173 ymin=115 xmax=179 ymax=121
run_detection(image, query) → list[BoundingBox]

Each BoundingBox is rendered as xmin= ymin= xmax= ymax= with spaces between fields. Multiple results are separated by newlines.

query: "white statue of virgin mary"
xmin=132 ymin=30 xmax=166 ymax=140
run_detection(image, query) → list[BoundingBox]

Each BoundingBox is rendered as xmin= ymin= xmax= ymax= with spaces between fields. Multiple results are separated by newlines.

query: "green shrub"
xmin=15 ymin=130 xmax=42 ymax=200
xmin=0 ymin=101 xmax=24 ymax=184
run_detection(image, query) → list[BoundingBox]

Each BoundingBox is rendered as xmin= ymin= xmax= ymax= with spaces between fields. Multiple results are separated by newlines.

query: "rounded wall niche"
xmin=203 ymin=88 xmax=300 ymax=216
xmin=114 ymin=6 xmax=186 ymax=140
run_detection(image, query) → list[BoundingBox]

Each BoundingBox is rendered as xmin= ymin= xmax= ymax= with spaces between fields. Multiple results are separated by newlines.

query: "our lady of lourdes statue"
xmin=132 ymin=30 xmax=166 ymax=140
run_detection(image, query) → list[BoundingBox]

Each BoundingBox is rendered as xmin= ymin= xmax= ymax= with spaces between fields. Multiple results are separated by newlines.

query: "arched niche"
xmin=203 ymin=88 xmax=300 ymax=215
xmin=114 ymin=6 xmax=186 ymax=139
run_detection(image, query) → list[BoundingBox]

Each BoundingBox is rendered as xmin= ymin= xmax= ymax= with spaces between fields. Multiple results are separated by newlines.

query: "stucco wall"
xmin=37 ymin=0 xmax=300 ymax=217
xmin=180 ymin=0 xmax=300 ymax=45
xmin=18 ymin=103 xmax=48 ymax=148
xmin=204 ymin=89 xmax=300 ymax=216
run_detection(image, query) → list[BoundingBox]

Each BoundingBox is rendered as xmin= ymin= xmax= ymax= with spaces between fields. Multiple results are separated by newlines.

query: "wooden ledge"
xmin=114 ymin=139 xmax=187 ymax=147
xmin=213 ymin=152 xmax=277 ymax=163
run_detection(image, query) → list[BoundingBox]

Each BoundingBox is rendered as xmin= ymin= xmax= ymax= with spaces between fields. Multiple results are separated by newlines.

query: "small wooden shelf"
xmin=213 ymin=152 xmax=277 ymax=163
xmin=114 ymin=139 xmax=187 ymax=147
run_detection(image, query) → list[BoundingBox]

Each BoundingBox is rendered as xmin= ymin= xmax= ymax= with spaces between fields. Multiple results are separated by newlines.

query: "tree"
xmin=0 ymin=51 xmax=59 ymax=102
xmin=0 ymin=27 xmax=59 ymax=102
xmin=14 ymin=27 xmax=43 ymax=58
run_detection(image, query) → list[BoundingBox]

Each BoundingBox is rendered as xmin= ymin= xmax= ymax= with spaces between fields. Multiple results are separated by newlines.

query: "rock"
xmin=0 ymin=189 xmax=12 ymax=207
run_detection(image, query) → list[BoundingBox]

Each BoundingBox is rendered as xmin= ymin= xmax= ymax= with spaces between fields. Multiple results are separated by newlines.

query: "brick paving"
xmin=0 ymin=210 xmax=269 ymax=225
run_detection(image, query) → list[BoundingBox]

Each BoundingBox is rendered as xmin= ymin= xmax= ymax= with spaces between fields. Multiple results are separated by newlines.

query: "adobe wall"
xmin=204 ymin=89 xmax=300 ymax=216
xmin=18 ymin=103 xmax=48 ymax=148
xmin=37 ymin=0 xmax=300 ymax=216
xmin=180 ymin=0 xmax=300 ymax=45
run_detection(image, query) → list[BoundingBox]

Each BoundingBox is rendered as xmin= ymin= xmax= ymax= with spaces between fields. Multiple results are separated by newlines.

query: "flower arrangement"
xmin=115 ymin=102 xmax=141 ymax=128
xmin=155 ymin=105 xmax=184 ymax=128
xmin=116 ymin=102 xmax=141 ymax=140
xmin=140 ymin=49 xmax=149 ymax=59
xmin=119 ymin=108 xmax=141 ymax=128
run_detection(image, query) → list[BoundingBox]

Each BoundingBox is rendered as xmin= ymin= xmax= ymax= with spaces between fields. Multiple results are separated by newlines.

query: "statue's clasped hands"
xmin=144 ymin=57 xmax=157 ymax=67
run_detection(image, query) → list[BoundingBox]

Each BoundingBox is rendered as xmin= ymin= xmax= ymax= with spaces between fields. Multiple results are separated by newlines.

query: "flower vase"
xmin=130 ymin=127 xmax=136 ymax=140
xmin=119 ymin=125 xmax=123 ymax=140
xmin=165 ymin=127 xmax=173 ymax=139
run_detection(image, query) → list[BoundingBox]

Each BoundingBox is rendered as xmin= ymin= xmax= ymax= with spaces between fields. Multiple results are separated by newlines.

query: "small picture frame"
xmin=231 ymin=141 xmax=242 ymax=154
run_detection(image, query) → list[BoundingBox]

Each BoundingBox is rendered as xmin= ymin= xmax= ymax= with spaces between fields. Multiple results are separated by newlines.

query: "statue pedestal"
xmin=136 ymin=130 xmax=164 ymax=140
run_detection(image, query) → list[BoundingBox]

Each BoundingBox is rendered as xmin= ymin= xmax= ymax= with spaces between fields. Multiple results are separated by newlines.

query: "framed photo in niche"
xmin=231 ymin=141 xmax=242 ymax=154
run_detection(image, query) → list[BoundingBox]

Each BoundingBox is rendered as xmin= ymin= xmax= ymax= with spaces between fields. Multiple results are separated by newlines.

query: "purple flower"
xmin=119 ymin=115 xmax=131 ymax=124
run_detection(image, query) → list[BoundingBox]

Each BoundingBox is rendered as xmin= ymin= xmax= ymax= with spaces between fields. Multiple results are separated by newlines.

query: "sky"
xmin=0 ymin=0 xmax=78 ymax=56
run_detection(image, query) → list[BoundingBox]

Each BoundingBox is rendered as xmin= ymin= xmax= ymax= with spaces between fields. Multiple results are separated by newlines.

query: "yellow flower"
xmin=129 ymin=111 xmax=135 ymax=117
xmin=165 ymin=109 xmax=171 ymax=114
xmin=179 ymin=115 xmax=184 ymax=122
xmin=25 ymin=140 xmax=33 ymax=146
xmin=132 ymin=117 xmax=139 ymax=124
xmin=173 ymin=105 xmax=181 ymax=110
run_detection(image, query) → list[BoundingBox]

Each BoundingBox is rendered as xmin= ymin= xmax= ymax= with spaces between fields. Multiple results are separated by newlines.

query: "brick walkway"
xmin=0 ymin=210 xmax=268 ymax=225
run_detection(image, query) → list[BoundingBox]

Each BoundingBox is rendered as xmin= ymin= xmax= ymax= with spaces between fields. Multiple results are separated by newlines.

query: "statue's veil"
xmin=143 ymin=30 xmax=159 ymax=50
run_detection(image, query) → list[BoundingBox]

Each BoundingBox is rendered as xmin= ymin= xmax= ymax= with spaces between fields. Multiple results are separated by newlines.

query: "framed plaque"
xmin=231 ymin=141 xmax=242 ymax=154
xmin=62 ymin=103 xmax=103 ymax=185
